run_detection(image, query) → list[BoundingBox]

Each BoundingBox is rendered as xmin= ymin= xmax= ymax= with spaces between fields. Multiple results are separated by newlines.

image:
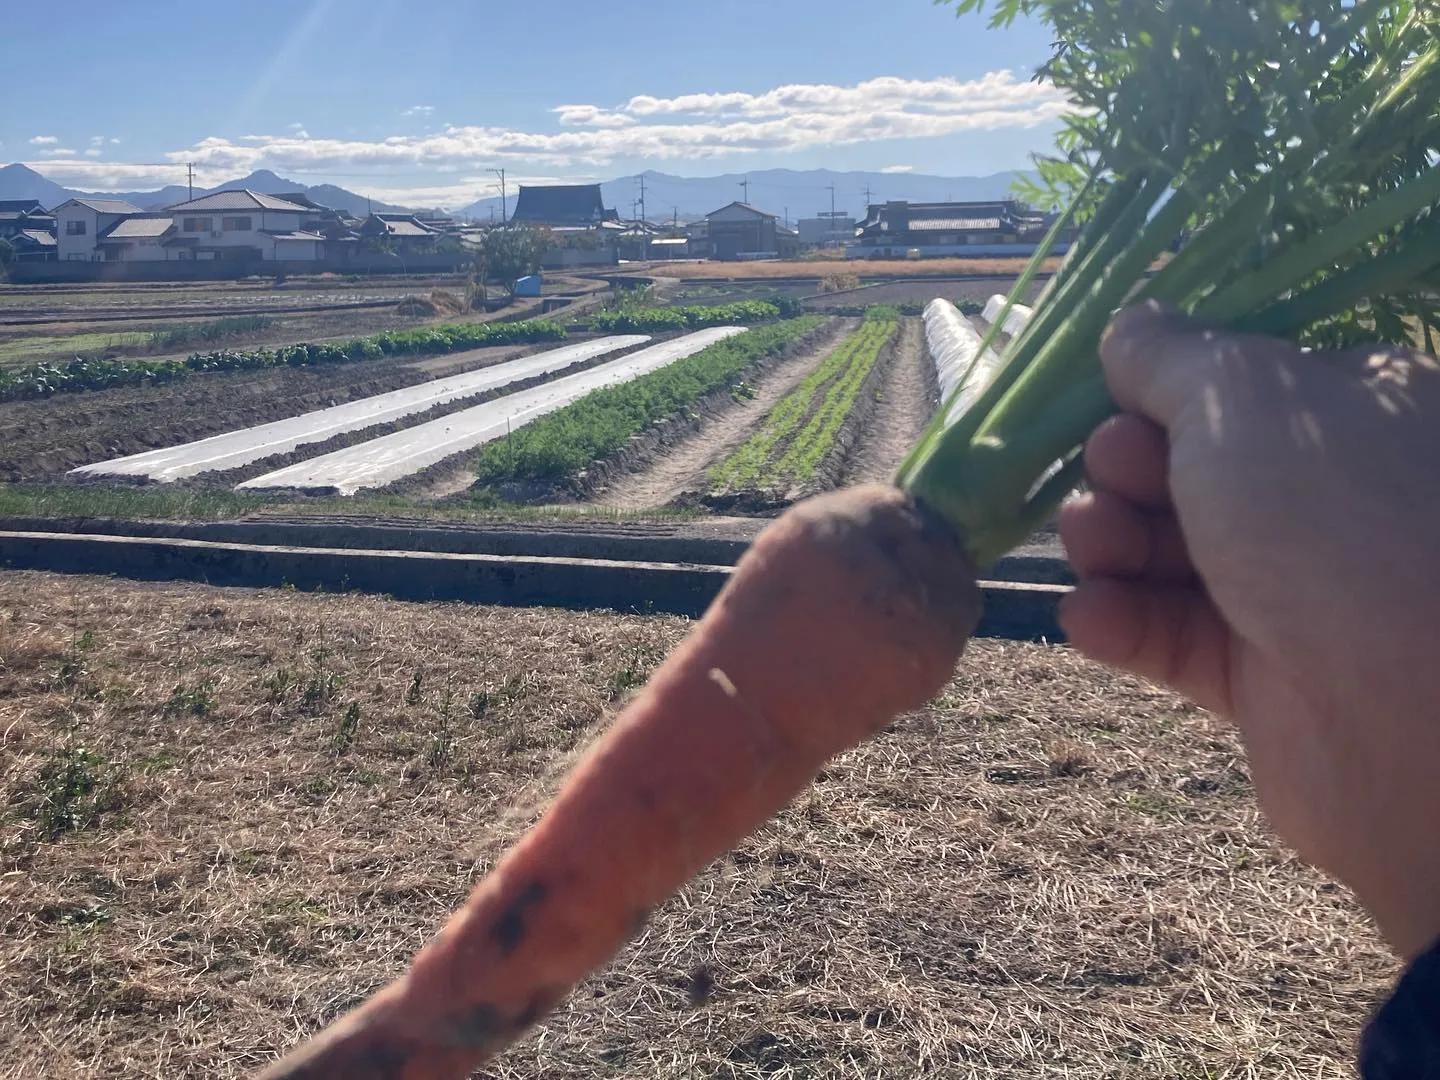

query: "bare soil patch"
xmin=0 ymin=569 xmax=1393 ymax=1079
xmin=591 ymin=320 xmax=858 ymax=511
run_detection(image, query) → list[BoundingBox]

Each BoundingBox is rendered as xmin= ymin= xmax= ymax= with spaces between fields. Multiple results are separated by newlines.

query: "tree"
xmin=0 ymin=237 xmax=12 ymax=271
xmin=478 ymin=226 xmax=552 ymax=294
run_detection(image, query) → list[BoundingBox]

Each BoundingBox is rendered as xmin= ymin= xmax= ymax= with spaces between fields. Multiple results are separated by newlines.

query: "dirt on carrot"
xmin=0 ymin=570 xmax=1395 ymax=1079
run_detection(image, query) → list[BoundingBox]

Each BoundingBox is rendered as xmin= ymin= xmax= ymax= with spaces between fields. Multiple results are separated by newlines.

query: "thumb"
xmin=1100 ymin=301 xmax=1298 ymax=432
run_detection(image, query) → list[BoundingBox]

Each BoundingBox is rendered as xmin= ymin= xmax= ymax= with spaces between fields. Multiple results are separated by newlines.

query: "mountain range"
xmin=1 ymin=162 xmax=1032 ymax=223
xmin=0 ymin=164 xmax=410 ymax=217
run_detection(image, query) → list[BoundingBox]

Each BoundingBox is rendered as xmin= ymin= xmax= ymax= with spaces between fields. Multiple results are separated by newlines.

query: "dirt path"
xmin=842 ymin=316 xmax=935 ymax=486
xmin=593 ymin=319 xmax=857 ymax=511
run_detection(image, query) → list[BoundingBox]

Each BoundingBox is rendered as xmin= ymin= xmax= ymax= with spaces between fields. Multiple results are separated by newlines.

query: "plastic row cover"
xmin=981 ymin=294 xmax=1034 ymax=337
xmin=923 ymin=298 xmax=1005 ymax=428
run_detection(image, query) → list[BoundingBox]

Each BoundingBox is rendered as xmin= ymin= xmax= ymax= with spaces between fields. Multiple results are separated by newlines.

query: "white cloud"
xmin=89 ymin=135 xmax=106 ymax=145
xmin=881 ymin=165 xmax=914 ymax=174
xmin=109 ymin=137 xmax=121 ymax=145
xmin=401 ymin=105 xmax=434 ymax=117
xmin=83 ymin=148 xmax=103 ymax=158
xmin=29 ymin=135 xmax=59 ymax=146
xmin=20 ymin=72 xmax=1070 ymax=208
xmin=553 ymin=104 xmax=636 ymax=128
xmin=622 ymin=73 xmax=1061 ymax=119
xmin=346 ymin=174 xmax=574 ymax=209
xmin=163 ymin=71 xmax=1068 ymax=179
xmin=14 ymin=161 xmax=190 ymax=191
xmin=41 ymin=148 xmax=78 ymax=157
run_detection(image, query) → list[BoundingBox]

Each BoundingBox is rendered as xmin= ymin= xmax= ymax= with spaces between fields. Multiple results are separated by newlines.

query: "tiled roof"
xmin=706 ymin=201 xmax=778 ymax=220
xmin=166 ymin=189 xmax=308 ymax=213
xmin=908 ymin=217 xmax=1003 ymax=231
xmin=262 ymin=230 xmax=325 ymax=241
xmin=100 ymin=215 xmax=175 ymax=240
xmin=511 ymin=184 xmax=608 ymax=226
xmin=380 ymin=219 xmax=434 ymax=237
xmin=63 ymin=198 xmax=143 ymax=215
xmin=15 ymin=229 xmax=57 ymax=246
xmin=0 ymin=199 xmax=43 ymax=214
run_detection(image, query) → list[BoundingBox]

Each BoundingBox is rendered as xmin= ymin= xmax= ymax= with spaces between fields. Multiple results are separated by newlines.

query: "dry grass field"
xmin=0 ymin=570 xmax=1397 ymax=1079
xmin=661 ymin=257 xmax=1064 ymax=281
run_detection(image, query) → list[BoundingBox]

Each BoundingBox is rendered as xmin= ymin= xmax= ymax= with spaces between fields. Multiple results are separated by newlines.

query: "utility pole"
xmin=739 ymin=176 xmax=749 ymax=204
xmin=490 ymin=168 xmax=507 ymax=222
xmin=638 ymin=174 xmax=649 ymax=260
xmin=186 ymin=162 xmax=195 ymax=201
xmin=864 ymin=183 xmax=872 ymax=208
xmin=827 ymin=183 xmax=837 ymax=246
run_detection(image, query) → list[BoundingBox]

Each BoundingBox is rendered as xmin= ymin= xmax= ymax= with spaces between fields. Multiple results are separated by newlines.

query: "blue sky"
xmin=5 ymin=0 xmax=1064 ymax=207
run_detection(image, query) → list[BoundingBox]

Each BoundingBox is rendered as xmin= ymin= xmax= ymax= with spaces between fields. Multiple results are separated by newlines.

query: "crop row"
xmin=583 ymin=301 xmax=782 ymax=333
xmin=468 ymin=317 xmax=824 ymax=486
xmin=0 ymin=318 xmax=566 ymax=403
xmin=710 ymin=314 xmax=897 ymax=494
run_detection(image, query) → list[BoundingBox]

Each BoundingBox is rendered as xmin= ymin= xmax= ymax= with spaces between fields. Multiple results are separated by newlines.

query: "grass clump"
xmin=146 ymin=315 xmax=275 ymax=351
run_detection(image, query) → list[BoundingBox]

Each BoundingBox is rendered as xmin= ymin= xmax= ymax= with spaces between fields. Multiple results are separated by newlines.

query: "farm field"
xmin=239 ymin=327 xmax=751 ymax=495
xmin=0 ymin=569 xmax=1395 ymax=1079
xmin=70 ymin=336 xmax=651 ymax=484
xmin=0 ymin=296 xmax=1011 ymax=540
xmin=0 ymin=275 xmax=609 ymax=369
xmin=709 ymin=313 xmax=898 ymax=501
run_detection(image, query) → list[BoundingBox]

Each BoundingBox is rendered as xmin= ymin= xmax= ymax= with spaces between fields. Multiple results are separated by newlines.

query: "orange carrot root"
xmin=254 ymin=484 xmax=981 ymax=1080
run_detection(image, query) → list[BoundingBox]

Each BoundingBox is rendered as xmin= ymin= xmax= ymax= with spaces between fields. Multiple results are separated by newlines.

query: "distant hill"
xmin=0 ymin=163 xmax=411 ymax=215
xmin=457 ymin=168 xmax=1036 ymax=223
xmin=0 ymin=163 xmax=74 ymax=207
xmin=2 ymin=161 xmax=1035 ymax=221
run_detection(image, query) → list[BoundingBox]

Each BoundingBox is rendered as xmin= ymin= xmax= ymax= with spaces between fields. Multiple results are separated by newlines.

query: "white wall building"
xmin=160 ymin=190 xmax=324 ymax=261
xmin=52 ymin=198 xmax=143 ymax=261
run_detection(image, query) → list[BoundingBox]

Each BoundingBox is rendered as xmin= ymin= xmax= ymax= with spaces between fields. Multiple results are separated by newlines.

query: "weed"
xmin=468 ymin=689 xmax=492 ymax=720
xmin=300 ymin=647 xmax=341 ymax=713
xmin=303 ymin=775 xmax=336 ymax=800
xmin=264 ymin=666 xmax=295 ymax=703
xmin=146 ymin=315 xmax=275 ymax=352
xmin=25 ymin=747 xmax=129 ymax=840
xmin=331 ymin=702 xmax=361 ymax=756
xmin=137 ymin=746 xmax=184 ymax=774
xmin=302 ymin=670 xmax=341 ymax=712
xmin=404 ymin=667 xmax=424 ymax=707
xmin=165 ymin=677 xmax=218 ymax=717
xmin=606 ymin=649 xmax=656 ymax=701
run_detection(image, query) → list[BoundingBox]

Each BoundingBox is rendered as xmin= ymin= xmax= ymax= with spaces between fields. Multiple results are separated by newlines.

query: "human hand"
xmin=1059 ymin=301 xmax=1440 ymax=959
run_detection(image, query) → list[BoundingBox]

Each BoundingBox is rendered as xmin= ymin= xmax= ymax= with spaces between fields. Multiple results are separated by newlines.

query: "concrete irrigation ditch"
xmin=0 ymin=516 xmax=1070 ymax=642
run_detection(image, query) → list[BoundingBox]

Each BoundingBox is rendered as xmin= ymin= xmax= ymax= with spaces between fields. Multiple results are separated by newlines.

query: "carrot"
xmin=254 ymin=484 xmax=980 ymax=1080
